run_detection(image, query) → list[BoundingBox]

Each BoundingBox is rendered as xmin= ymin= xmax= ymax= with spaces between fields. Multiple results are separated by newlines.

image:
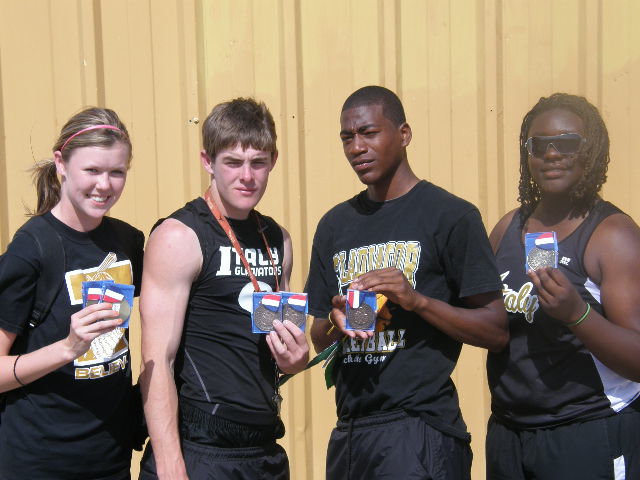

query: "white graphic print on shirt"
xmin=64 ymin=252 xmax=133 ymax=379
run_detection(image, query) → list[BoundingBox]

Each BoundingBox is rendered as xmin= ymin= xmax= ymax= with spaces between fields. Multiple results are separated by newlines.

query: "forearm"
xmin=310 ymin=317 xmax=343 ymax=353
xmin=0 ymin=339 xmax=76 ymax=393
xmin=412 ymin=294 xmax=508 ymax=351
xmin=570 ymin=310 xmax=640 ymax=382
xmin=140 ymin=361 xmax=187 ymax=479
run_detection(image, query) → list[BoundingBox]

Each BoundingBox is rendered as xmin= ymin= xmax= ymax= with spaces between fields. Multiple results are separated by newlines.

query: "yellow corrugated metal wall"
xmin=1 ymin=1 xmax=639 ymax=478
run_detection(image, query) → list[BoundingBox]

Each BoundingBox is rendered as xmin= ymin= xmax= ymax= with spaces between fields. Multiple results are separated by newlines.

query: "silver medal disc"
xmin=112 ymin=300 xmax=131 ymax=323
xmin=348 ymin=303 xmax=375 ymax=330
xmin=527 ymin=246 xmax=556 ymax=271
xmin=254 ymin=304 xmax=278 ymax=332
xmin=282 ymin=304 xmax=305 ymax=328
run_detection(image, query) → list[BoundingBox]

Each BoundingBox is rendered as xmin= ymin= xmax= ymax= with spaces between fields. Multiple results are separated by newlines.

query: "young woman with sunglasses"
xmin=486 ymin=93 xmax=640 ymax=479
xmin=0 ymin=108 xmax=144 ymax=479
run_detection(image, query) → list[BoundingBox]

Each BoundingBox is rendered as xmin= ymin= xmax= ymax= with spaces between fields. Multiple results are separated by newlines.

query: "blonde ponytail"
xmin=29 ymin=159 xmax=60 ymax=216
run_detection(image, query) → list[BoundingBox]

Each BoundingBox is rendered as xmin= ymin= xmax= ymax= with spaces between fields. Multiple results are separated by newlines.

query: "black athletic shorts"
xmin=486 ymin=408 xmax=640 ymax=480
xmin=139 ymin=439 xmax=289 ymax=480
xmin=139 ymin=402 xmax=289 ymax=479
xmin=326 ymin=410 xmax=472 ymax=480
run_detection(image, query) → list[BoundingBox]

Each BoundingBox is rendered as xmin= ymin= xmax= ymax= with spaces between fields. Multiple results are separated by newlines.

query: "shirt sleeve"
xmin=0 ymin=232 xmax=40 ymax=335
xmin=442 ymin=208 xmax=503 ymax=299
xmin=305 ymin=215 xmax=337 ymax=318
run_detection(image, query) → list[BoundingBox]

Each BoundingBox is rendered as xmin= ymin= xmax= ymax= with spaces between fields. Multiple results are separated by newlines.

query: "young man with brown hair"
xmin=139 ymin=98 xmax=308 ymax=480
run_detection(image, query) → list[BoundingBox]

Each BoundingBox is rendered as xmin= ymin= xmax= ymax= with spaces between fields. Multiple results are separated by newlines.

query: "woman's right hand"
xmin=64 ymin=303 xmax=122 ymax=359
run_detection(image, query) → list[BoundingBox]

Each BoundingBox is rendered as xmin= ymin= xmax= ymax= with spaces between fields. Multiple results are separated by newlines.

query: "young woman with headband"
xmin=0 ymin=108 xmax=144 ymax=479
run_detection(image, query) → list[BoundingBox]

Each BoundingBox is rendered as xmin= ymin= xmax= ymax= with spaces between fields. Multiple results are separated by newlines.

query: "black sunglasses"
xmin=525 ymin=133 xmax=586 ymax=157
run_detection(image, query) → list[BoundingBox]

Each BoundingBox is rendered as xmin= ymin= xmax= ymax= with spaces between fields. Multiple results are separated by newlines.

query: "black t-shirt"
xmin=0 ymin=212 xmax=144 ymax=480
xmin=306 ymin=181 xmax=502 ymax=435
xmin=169 ymin=198 xmax=285 ymax=425
xmin=488 ymin=201 xmax=640 ymax=428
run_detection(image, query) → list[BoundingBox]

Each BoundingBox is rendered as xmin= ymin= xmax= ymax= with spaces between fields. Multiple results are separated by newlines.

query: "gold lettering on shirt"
xmin=332 ymin=241 xmax=421 ymax=290
xmin=501 ymin=271 xmax=539 ymax=323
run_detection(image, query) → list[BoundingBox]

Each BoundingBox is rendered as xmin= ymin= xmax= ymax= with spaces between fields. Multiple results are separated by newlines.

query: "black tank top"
xmin=169 ymin=198 xmax=284 ymax=425
xmin=488 ymin=200 xmax=640 ymax=428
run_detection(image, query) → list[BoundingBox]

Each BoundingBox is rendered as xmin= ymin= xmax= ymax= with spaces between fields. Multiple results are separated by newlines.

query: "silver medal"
xmin=347 ymin=304 xmax=375 ymax=330
xmin=253 ymin=304 xmax=278 ymax=332
xmin=282 ymin=304 xmax=305 ymax=328
xmin=526 ymin=246 xmax=557 ymax=271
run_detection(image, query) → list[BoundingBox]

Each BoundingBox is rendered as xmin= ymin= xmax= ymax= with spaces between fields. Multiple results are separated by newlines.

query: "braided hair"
xmin=518 ymin=93 xmax=609 ymax=220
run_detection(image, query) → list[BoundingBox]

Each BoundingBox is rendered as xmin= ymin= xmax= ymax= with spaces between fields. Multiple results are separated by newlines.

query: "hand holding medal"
xmin=203 ymin=187 xmax=309 ymax=376
xmin=81 ymin=280 xmax=134 ymax=328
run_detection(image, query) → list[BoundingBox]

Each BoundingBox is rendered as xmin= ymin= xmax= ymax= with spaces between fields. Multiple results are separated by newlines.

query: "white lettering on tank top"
xmin=216 ymin=246 xmax=281 ymax=276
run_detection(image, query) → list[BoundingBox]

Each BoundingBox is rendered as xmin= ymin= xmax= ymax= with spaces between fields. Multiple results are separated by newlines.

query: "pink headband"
xmin=60 ymin=125 xmax=123 ymax=152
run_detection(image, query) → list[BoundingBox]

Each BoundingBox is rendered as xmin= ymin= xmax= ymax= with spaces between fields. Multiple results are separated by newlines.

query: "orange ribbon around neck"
xmin=203 ymin=188 xmax=280 ymax=292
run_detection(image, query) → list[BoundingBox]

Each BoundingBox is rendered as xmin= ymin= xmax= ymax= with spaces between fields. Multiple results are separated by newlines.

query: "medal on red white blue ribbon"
xmin=345 ymin=289 xmax=377 ymax=331
xmin=525 ymin=231 xmax=558 ymax=271
xmin=281 ymin=292 xmax=308 ymax=330
xmin=252 ymin=292 xmax=282 ymax=333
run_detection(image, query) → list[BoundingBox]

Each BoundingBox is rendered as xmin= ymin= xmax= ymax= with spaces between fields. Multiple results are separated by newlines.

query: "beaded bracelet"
xmin=567 ymin=303 xmax=591 ymax=328
xmin=13 ymin=354 xmax=26 ymax=387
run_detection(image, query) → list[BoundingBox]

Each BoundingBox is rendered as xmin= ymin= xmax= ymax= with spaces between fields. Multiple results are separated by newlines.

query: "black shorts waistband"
xmin=336 ymin=410 xmax=410 ymax=430
xmin=180 ymin=396 xmax=278 ymax=426
xmin=337 ymin=409 xmax=470 ymax=442
xmin=180 ymin=399 xmax=285 ymax=448
xmin=181 ymin=438 xmax=282 ymax=460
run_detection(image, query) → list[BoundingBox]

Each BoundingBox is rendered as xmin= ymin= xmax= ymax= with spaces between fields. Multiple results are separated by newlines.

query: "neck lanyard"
xmin=203 ymin=188 xmax=280 ymax=292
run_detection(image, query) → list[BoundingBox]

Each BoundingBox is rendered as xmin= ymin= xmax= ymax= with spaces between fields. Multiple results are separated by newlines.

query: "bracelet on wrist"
xmin=13 ymin=354 xmax=26 ymax=387
xmin=567 ymin=303 xmax=591 ymax=328
xmin=327 ymin=312 xmax=337 ymax=335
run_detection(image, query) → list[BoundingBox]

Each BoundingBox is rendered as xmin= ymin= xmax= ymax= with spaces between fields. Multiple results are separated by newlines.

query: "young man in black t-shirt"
xmin=139 ymin=98 xmax=309 ymax=480
xmin=306 ymin=86 xmax=508 ymax=479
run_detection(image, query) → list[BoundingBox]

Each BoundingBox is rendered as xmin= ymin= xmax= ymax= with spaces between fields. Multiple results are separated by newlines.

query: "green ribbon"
xmin=278 ymin=339 xmax=342 ymax=389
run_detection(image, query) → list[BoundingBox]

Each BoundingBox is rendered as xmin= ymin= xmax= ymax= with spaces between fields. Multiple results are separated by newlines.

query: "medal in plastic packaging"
xmin=81 ymin=280 xmax=114 ymax=307
xmin=345 ymin=289 xmax=377 ymax=331
xmin=280 ymin=292 xmax=308 ymax=331
xmin=525 ymin=231 xmax=558 ymax=271
xmin=102 ymin=284 xmax=135 ymax=328
xmin=252 ymin=292 xmax=282 ymax=333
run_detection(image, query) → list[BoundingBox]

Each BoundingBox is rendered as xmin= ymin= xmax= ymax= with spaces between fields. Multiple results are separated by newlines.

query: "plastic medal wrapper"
xmin=81 ymin=280 xmax=115 ymax=308
xmin=525 ymin=231 xmax=558 ymax=271
xmin=345 ymin=289 xmax=377 ymax=331
xmin=252 ymin=292 xmax=282 ymax=333
xmin=101 ymin=283 xmax=135 ymax=328
xmin=280 ymin=292 xmax=308 ymax=331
